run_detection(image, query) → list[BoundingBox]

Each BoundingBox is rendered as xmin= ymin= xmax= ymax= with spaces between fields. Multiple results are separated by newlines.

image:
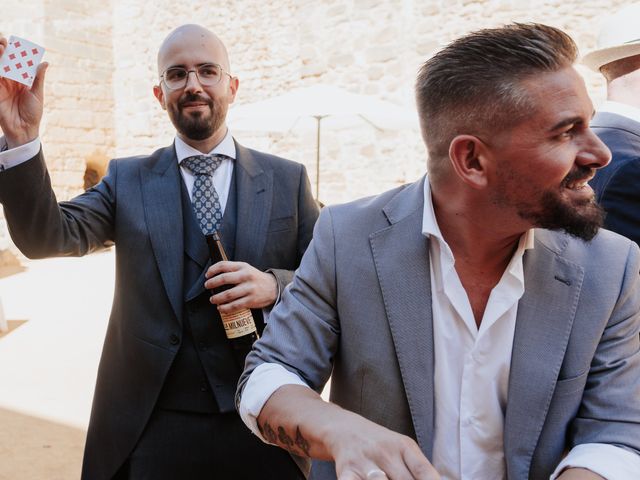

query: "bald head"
xmin=157 ymin=24 xmax=231 ymax=75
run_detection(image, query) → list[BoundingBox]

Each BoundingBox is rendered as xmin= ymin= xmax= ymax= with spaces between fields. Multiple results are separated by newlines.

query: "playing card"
xmin=0 ymin=36 xmax=45 ymax=88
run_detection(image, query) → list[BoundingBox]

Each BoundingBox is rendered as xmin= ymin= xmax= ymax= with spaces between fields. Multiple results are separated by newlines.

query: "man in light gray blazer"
xmin=0 ymin=26 xmax=318 ymax=480
xmin=237 ymin=24 xmax=640 ymax=480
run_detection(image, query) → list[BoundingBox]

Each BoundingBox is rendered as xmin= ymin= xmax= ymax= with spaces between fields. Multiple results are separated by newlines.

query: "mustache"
xmin=178 ymin=93 xmax=213 ymax=109
xmin=561 ymin=166 xmax=593 ymax=187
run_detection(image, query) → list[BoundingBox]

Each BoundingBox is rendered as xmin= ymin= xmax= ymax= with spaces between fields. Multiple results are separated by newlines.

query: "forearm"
xmin=0 ymin=152 xmax=115 ymax=257
xmin=258 ymin=383 xmax=393 ymax=462
xmin=557 ymin=468 xmax=605 ymax=479
xmin=257 ymin=384 xmax=340 ymax=460
xmin=257 ymin=385 xmax=439 ymax=479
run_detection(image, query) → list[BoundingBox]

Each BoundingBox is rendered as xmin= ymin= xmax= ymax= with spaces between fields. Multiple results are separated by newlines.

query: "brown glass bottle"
xmin=205 ymin=232 xmax=259 ymax=368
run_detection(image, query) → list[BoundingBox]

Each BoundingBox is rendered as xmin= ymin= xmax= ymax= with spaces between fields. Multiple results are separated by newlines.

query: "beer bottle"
xmin=205 ymin=232 xmax=259 ymax=368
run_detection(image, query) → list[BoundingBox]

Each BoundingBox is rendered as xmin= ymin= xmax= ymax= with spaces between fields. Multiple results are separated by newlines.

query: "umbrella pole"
xmin=315 ymin=116 xmax=321 ymax=202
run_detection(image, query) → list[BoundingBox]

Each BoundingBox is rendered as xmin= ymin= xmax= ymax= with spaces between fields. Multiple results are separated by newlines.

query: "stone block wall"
xmin=110 ymin=0 xmax=629 ymax=204
xmin=1 ymin=1 xmax=114 ymax=262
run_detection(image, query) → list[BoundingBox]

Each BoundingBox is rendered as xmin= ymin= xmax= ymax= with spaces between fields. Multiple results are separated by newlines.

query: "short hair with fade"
xmin=416 ymin=23 xmax=578 ymax=179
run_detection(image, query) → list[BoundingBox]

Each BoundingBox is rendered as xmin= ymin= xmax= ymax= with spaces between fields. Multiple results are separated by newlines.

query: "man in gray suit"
xmin=237 ymin=24 xmax=640 ymax=480
xmin=584 ymin=4 xmax=640 ymax=245
xmin=0 ymin=25 xmax=318 ymax=479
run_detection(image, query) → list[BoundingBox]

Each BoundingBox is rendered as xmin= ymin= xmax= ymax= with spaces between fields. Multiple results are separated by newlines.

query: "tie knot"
xmin=182 ymin=154 xmax=224 ymax=176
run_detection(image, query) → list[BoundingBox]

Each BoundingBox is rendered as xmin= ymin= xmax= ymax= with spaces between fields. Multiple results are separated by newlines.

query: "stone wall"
xmin=2 ymin=0 xmax=114 ymax=261
xmin=110 ymin=0 xmax=629 ymax=205
xmin=0 ymin=0 xmax=636 ymax=261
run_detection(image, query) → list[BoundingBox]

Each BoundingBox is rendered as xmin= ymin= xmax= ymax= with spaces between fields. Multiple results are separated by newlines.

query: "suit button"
xmin=169 ymin=334 xmax=180 ymax=345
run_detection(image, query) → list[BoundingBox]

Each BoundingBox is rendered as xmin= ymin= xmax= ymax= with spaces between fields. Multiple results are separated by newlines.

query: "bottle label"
xmin=220 ymin=309 xmax=257 ymax=339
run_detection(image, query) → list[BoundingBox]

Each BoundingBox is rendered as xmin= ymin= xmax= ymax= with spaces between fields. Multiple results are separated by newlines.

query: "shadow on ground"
xmin=0 ymin=407 xmax=85 ymax=480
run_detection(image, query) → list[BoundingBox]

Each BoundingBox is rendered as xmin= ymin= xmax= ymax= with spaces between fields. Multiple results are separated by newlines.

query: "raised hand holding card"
xmin=0 ymin=36 xmax=45 ymax=88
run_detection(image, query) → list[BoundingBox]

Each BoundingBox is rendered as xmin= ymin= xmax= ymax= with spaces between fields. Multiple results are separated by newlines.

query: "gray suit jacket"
xmin=0 ymin=141 xmax=319 ymax=480
xmin=239 ymin=177 xmax=640 ymax=479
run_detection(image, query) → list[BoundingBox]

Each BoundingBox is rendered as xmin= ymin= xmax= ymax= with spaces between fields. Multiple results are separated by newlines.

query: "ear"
xmin=153 ymin=84 xmax=167 ymax=110
xmin=227 ymin=76 xmax=239 ymax=104
xmin=448 ymin=134 xmax=492 ymax=189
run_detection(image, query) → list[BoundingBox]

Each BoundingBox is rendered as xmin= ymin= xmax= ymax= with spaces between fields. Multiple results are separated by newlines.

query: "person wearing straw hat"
xmin=584 ymin=4 xmax=640 ymax=245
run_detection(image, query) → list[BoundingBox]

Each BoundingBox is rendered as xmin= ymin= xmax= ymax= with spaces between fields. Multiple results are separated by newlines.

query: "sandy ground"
xmin=0 ymin=249 xmax=115 ymax=480
xmin=0 ymin=248 xmax=331 ymax=479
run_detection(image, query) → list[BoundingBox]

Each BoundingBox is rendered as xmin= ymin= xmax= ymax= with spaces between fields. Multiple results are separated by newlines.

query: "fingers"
xmin=31 ymin=62 xmax=48 ymax=97
xmin=205 ymin=260 xmax=244 ymax=279
xmin=0 ymin=37 xmax=7 ymax=55
xmin=204 ymin=261 xmax=277 ymax=310
xmin=402 ymin=446 xmax=441 ymax=480
xmin=365 ymin=468 xmax=388 ymax=479
xmin=210 ymin=282 xmax=246 ymax=306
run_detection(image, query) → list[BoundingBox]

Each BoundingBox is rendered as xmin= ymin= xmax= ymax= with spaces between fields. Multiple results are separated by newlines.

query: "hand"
xmin=257 ymin=386 xmax=440 ymax=480
xmin=204 ymin=261 xmax=278 ymax=313
xmin=329 ymin=417 xmax=441 ymax=480
xmin=0 ymin=37 xmax=48 ymax=148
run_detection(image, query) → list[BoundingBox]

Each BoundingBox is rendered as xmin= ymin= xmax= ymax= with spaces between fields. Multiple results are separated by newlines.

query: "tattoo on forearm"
xmin=258 ymin=420 xmax=278 ymax=444
xmin=258 ymin=421 xmax=312 ymax=457
xmin=295 ymin=426 xmax=311 ymax=457
xmin=278 ymin=426 xmax=295 ymax=449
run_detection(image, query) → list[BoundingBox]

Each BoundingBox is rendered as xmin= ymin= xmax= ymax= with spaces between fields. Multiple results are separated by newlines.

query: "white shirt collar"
xmin=599 ymin=101 xmax=640 ymax=124
xmin=174 ymin=129 xmax=237 ymax=163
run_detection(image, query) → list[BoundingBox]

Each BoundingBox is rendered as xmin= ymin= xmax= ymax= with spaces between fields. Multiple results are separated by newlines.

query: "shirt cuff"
xmin=0 ymin=136 xmax=41 ymax=171
xmin=238 ymin=362 xmax=310 ymax=442
xmin=261 ymin=270 xmax=281 ymax=323
xmin=550 ymin=443 xmax=640 ymax=479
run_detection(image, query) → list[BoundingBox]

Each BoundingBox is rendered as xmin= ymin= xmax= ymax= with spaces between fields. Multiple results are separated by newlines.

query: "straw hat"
xmin=582 ymin=3 xmax=640 ymax=72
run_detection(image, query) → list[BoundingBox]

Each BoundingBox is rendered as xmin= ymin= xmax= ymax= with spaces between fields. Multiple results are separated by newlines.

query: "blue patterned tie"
xmin=181 ymin=154 xmax=225 ymax=234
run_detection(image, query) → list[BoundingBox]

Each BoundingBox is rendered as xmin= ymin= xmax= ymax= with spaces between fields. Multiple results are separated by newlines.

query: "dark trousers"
xmin=113 ymin=408 xmax=304 ymax=480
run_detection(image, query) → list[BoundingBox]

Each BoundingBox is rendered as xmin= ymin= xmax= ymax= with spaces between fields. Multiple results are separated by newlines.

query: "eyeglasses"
xmin=160 ymin=63 xmax=232 ymax=90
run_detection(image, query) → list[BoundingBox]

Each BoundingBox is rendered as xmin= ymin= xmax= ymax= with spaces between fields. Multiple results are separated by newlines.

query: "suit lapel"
xmin=369 ymin=178 xmax=436 ymax=458
xmin=233 ymin=141 xmax=272 ymax=265
xmin=141 ymin=144 xmax=184 ymax=324
xmin=504 ymin=231 xmax=584 ymax=477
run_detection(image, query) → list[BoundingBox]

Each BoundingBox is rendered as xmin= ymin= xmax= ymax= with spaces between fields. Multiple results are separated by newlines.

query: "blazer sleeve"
xmin=569 ymin=241 xmax=640 ymax=455
xmin=238 ymin=206 xmax=338 ymax=400
xmin=595 ymin=157 xmax=640 ymax=246
xmin=0 ymin=150 xmax=115 ymax=258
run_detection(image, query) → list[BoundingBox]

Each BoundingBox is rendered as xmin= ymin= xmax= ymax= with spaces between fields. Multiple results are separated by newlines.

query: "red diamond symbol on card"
xmin=22 ymin=72 xmax=28 ymax=79
xmin=8 ymin=53 xmax=15 ymax=60
xmin=15 ymin=63 xmax=22 ymax=69
xmin=32 ymin=48 xmax=39 ymax=55
xmin=3 ymin=66 xmax=10 ymax=73
xmin=27 ymin=60 xmax=33 ymax=67
xmin=14 ymin=41 xmax=21 ymax=48
xmin=20 ymin=50 xmax=27 ymax=57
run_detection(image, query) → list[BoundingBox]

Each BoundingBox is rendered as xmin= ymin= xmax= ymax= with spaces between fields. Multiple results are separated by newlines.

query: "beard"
xmin=167 ymin=92 xmax=227 ymax=141
xmin=514 ymin=167 xmax=605 ymax=242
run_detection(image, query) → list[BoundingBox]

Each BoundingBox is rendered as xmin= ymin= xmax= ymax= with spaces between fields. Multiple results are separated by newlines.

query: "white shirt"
xmin=174 ymin=131 xmax=235 ymax=208
xmin=426 ymin=180 xmax=533 ymax=480
xmin=0 ymin=131 xmax=237 ymax=209
xmin=598 ymin=100 xmax=640 ymax=124
xmin=239 ymin=177 xmax=640 ymax=479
